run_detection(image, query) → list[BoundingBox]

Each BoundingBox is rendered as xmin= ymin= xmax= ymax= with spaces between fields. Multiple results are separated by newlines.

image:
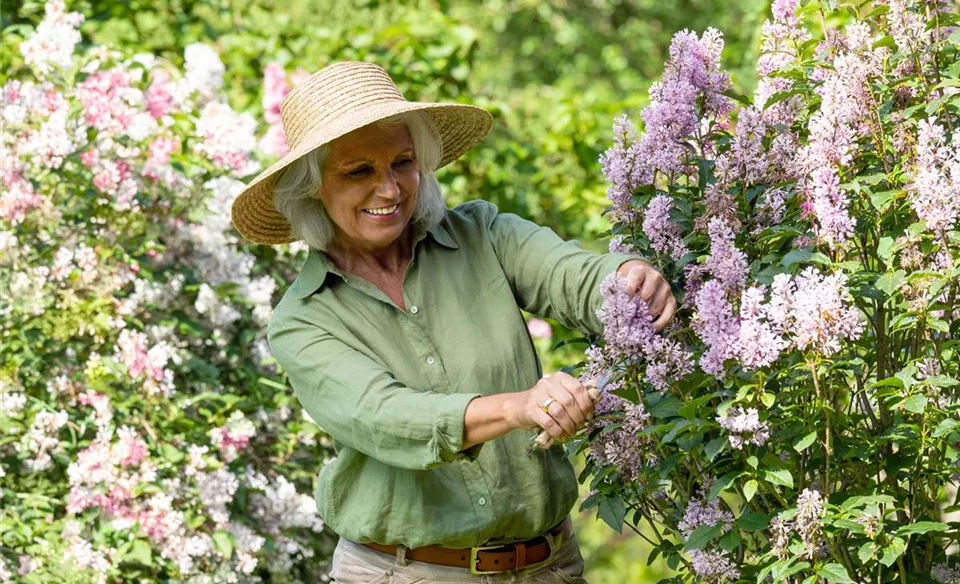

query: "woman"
xmin=231 ymin=62 xmax=676 ymax=584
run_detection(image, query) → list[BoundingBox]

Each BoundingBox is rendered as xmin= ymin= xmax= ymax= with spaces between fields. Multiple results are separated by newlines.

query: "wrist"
xmin=500 ymin=392 xmax=522 ymax=431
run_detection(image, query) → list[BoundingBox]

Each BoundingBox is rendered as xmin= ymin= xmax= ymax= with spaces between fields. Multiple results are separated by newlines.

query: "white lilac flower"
xmin=933 ymin=562 xmax=960 ymax=584
xmin=795 ymin=488 xmax=825 ymax=559
xmin=717 ymin=406 xmax=770 ymax=449
xmin=183 ymin=43 xmax=225 ymax=100
xmin=249 ymin=474 xmax=324 ymax=535
xmin=195 ymin=466 xmax=239 ymax=526
xmin=19 ymin=0 xmax=85 ymax=78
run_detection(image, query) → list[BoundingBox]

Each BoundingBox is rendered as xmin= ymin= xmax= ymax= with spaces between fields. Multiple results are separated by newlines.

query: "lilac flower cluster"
xmin=642 ymin=194 xmax=689 ymax=260
xmin=692 ymin=281 xmax=740 ymax=377
xmin=680 ymin=484 xmax=740 ymax=582
xmin=933 ymin=562 xmax=960 ymax=584
xmin=806 ymin=166 xmax=855 ymax=248
xmin=772 ymin=268 xmax=864 ymax=356
xmin=908 ymin=119 xmax=959 ymax=234
xmin=716 ymin=406 xmax=770 ymax=449
xmin=586 ymin=399 xmax=655 ymax=484
xmin=795 ymin=488 xmax=825 ymax=559
xmin=693 ymin=268 xmax=862 ymax=376
xmin=596 ymin=274 xmax=693 ymax=392
xmin=601 ymin=29 xmax=732 ymax=223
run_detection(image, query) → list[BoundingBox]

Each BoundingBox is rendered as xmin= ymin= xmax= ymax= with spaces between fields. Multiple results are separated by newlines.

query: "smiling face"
xmin=318 ymin=121 xmax=420 ymax=256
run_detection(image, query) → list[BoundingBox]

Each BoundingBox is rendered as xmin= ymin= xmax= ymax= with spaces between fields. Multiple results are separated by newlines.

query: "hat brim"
xmin=231 ymin=101 xmax=493 ymax=245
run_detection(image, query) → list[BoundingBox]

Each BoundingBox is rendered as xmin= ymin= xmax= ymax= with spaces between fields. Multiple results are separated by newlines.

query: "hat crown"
xmin=280 ymin=62 xmax=407 ymax=148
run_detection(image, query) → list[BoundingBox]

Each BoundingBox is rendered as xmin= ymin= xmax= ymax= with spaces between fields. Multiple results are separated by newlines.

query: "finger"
xmin=649 ymin=282 xmax=672 ymax=317
xmin=640 ymin=274 xmax=661 ymax=306
xmin=625 ymin=265 xmax=645 ymax=296
xmin=653 ymin=293 xmax=678 ymax=332
xmin=543 ymin=401 xmax=577 ymax=439
xmin=555 ymin=372 xmax=593 ymax=424
xmin=533 ymin=407 xmax=568 ymax=443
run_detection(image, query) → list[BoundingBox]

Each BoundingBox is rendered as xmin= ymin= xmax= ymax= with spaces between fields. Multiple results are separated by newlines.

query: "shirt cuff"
xmin=429 ymin=393 xmax=485 ymax=468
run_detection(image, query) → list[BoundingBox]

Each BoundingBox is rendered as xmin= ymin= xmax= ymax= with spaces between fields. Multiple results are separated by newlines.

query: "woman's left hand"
xmin=617 ymin=260 xmax=677 ymax=332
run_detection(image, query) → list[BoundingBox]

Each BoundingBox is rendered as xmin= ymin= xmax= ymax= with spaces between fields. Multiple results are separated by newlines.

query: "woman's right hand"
xmin=509 ymin=372 xmax=595 ymax=443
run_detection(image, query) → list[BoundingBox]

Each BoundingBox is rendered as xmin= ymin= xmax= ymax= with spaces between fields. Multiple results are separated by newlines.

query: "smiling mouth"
xmin=362 ymin=204 xmax=400 ymax=216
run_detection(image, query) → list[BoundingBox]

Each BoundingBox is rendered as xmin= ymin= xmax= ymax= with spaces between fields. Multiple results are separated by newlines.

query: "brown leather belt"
xmin=361 ymin=516 xmax=573 ymax=574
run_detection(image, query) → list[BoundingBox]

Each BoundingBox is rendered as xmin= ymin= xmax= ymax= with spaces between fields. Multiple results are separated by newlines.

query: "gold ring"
xmin=540 ymin=397 xmax=555 ymax=413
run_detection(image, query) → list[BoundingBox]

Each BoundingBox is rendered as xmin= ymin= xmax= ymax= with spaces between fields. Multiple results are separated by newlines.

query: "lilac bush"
xmin=0 ymin=2 xmax=334 ymax=582
xmin=578 ymin=1 xmax=960 ymax=581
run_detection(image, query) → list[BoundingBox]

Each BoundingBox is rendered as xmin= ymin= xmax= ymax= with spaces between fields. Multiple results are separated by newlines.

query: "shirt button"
xmin=426 ymin=356 xmax=435 ymax=365
xmin=478 ymin=497 xmax=486 ymax=506
xmin=410 ymin=305 xmax=419 ymax=314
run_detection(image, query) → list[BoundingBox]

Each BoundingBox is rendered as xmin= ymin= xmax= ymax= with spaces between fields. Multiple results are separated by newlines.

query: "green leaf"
xmin=762 ymin=468 xmax=794 ymax=488
xmin=737 ymin=510 xmax=770 ymax=531
xmin=704 ymin=436 xmax=727 ymax=462
xmin=933 ymin=419 xmax=960 ymax=438
xmin=793 ymin=431 xmax=817 ymax=452
xmin=708 ymin=471 xmax=741 ymax=500
xmin=781 ymin=248 xmax=813 ymax=267
xmin=879 ymin=537 xmax=906 ymax=567
xmin=127 ymin=540 xmax=153 ymax=566
xmin=718 ymin=530 xmax=741 ymax=552
xmin=598 ymin=496 xmax=626 ymax=533
xmin=903 ymin=394 xmax=927 ymax=414
xmin=743 ymin=479 xmax=758 ymax=502
xmin=877 ymin=236 xmax=895 ymax=266
xmin=896 ymin=521 xmax=948 ymax=536
xmin=760 ymin=392 xmax=775 ymax=409
xmin=858 ymin=542 xmax=878 ymax=564
xmin=818 ymin=563 xmax=854 ymax=584
xmin=213 ymin=530 xmax=234 ymax=559
xmin=161 ymin=443 xmax=185 ymax=463
xmin=682 ymin=523 xmax=723 ymax=552
xmin=875 ymin=270 xmax=906 ymax=296
xmin=649 ymin=395 xmax=683 ymax=418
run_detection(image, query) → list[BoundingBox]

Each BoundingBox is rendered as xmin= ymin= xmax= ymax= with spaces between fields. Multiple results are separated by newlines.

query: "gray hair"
xmin=273 ymin=111 xmax=447 ymax=251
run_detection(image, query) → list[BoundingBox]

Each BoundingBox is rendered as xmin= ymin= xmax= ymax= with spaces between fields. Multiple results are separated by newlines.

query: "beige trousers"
xmin=329 ymin=529 xmax=589 ymax=584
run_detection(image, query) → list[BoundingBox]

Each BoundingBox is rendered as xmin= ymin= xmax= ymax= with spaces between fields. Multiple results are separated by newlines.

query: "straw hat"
xmin=231 ymin=61 xmax=493 ymax=245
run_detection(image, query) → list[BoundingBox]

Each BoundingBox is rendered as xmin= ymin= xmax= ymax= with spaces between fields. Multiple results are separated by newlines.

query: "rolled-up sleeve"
xmin=267 ymin=320 xmax=484 ymax=470
xmin=471 ymin=200 xmax=644 ymax=334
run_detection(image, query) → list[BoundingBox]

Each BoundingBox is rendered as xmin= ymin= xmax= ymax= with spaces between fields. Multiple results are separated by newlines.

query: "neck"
xmin=326 ymin=225 xmax=413 ymax=275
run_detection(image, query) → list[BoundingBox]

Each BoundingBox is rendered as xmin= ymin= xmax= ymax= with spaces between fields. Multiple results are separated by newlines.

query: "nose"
xmin=375 ymin=168 xmax=401 ymax=200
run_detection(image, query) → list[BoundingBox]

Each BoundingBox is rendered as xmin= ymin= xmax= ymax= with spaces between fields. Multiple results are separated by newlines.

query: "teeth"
xmin=364 ymin=204 xmax=398 ymax=216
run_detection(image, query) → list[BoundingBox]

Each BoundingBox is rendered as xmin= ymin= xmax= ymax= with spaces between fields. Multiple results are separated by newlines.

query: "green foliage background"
xmin=0 ymin=1 xmax=776 ymax=581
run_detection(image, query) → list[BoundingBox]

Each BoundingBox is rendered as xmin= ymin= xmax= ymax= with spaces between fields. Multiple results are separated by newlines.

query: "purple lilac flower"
xmin=680 ymin=483 xmax=740 ymax=582
xmin=807 ymin=166 xmax=855 ymax=249
xmin=597 ymin=274 xmax=693 ymax=392
xmin=608 ymin=234 xmax=637 ymax=255
xmin=600 ymin=115 xmax=642 ymax=223
xmin=752 ymin=187 xmax=789 ymax=234
xmin=908 ymin=119 xmax=960 ymax=234
xmin=690 ymin=549 xmax=741 ymax=582
xmin=714 ymin=106 xmax=768 ymax=186
xmin=933 ymin=562 xmax=960 ymax=584
xmin=704 ymin=218 xmax=748 ymax=292
xmin=642 ymin=194 xmax=689 ymax=260
xmin=601 ymin=29 xmax=734 ymax=220
xmin=692 ymin=280 xmax=740 ymax=378
xmin=717 ymin=406 xmax=771 ymax=449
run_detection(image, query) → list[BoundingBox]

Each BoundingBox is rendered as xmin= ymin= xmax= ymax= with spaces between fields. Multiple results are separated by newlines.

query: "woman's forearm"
xmin=461 ymin=392 xmax=521 ymax=450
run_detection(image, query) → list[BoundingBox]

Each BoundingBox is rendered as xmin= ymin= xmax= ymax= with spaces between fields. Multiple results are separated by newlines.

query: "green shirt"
xmin=267 ymin=200 xmax=639 ymax=549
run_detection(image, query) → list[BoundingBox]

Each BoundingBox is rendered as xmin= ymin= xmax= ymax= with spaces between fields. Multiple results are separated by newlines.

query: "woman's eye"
xmin=394 ymin=158 xmax=414 ymax=168
xmin=347 ymin=167 xmax=371 ymax=177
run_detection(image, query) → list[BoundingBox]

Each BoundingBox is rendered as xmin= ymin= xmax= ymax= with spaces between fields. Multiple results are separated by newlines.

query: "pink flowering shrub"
xmin=576 ymin=2 xmax=960 ymax=582
xmin=0 ymin=2 xmax=334 ymax=582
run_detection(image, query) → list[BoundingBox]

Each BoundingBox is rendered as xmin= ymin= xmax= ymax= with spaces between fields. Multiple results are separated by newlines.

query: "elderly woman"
xmin=231 ymin=62 xmax=676 ymax=584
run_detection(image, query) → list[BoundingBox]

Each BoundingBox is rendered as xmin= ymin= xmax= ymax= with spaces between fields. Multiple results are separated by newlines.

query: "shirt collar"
xmin=288 ymin=220 xmax=459 ymax=300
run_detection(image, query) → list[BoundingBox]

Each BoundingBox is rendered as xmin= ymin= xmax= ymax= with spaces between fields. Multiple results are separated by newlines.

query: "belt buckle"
xmin=469 ymin=544 xmax=508 ymax=575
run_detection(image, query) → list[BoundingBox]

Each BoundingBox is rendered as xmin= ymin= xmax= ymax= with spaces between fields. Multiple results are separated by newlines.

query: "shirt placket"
xmin=403 ymin=252 xmax=499 ymax=544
